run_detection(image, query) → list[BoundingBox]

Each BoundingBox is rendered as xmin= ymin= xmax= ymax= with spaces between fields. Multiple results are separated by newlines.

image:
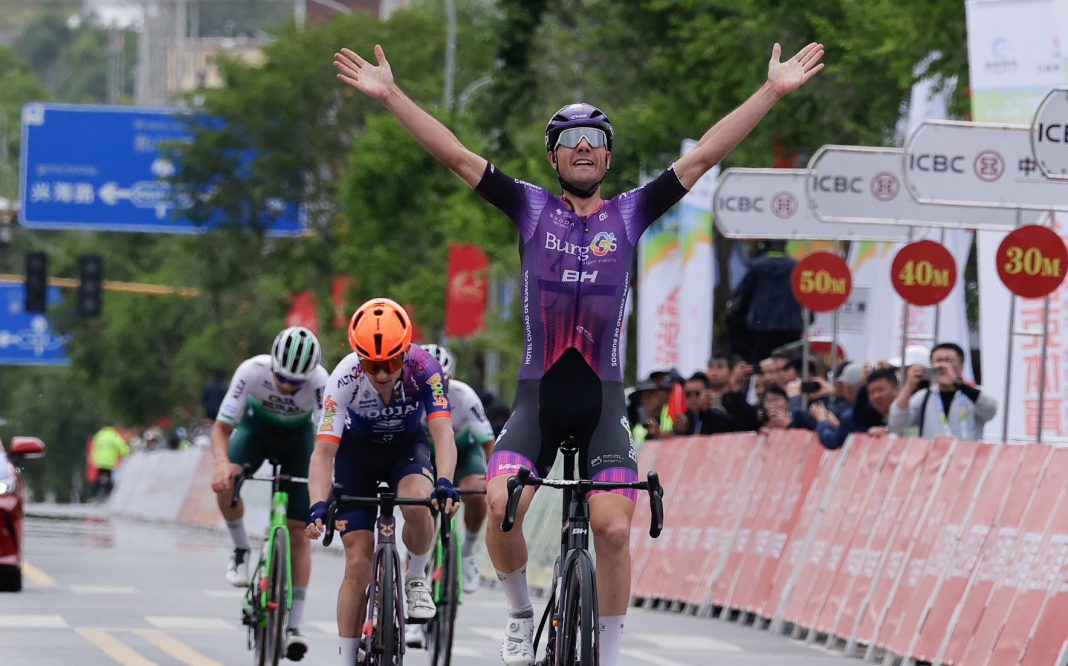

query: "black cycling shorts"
xmin=333 ymin=428 xmax=435 ymax=536
xmin=487 ymin=348 xmax=638 ymax=501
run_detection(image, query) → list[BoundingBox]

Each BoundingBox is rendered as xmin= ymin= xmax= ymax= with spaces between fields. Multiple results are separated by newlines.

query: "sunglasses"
xmin=359 ymin=354 xmax=406 ymax=375
xmin=554 ymin=127 xmax=608 ymax=150
xmin=273 ymin=372 xmax=306 ymax=387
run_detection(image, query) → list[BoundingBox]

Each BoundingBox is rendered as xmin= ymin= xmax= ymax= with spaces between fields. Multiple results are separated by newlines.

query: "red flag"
xmin=444 ymin=244 xmax=489 ymax=338
xmin=667 ymin=382 xmax=686 ymax=421
xmin=332 ymin=276 xmax=351 ymax=328
xmin=286 ymin=290 xmax=319 ymax=333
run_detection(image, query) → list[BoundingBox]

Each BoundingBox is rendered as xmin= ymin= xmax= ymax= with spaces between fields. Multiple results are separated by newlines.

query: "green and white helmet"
xmin=271 ymin=326 xmax=321 ymax=382
xmin=420 ymin=343 xmax=455 ymax=380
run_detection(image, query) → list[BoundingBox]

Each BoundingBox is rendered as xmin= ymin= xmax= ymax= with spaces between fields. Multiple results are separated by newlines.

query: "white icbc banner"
xmin=1031 ymin=87 xmax=1068 ymax=179
xmin=713 ymin=168 xmax=910 ymax=241
xmin=807 ymin=146 xmax=1033 ymax=230
xmin=905 ymin=120 xmax=1068 ymax=211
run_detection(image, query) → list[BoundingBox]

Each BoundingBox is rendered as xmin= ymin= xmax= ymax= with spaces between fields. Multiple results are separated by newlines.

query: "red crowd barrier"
xmin=629 ymin=432 xmax=1068 ymax=665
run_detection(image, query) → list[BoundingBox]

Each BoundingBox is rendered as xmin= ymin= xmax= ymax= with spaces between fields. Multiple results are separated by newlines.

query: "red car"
xmin=0 ymin=436 xmax=46 ymax=592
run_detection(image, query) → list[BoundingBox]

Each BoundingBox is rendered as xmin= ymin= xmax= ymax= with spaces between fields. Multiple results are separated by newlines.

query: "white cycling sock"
xmin=339 ymin=637 xmax=360 ymax=665
xmin=496 ymin=566 xmax=533 ymax=615
xmin=598 ymin=615 xmax=625 ymax=666
xmin=462 ymin=528 xmax=479 ymax=558
xmin=288 ymin=587 xmax=306 ymax=631
xmin=226 ymin=519 xmax=250 ymax=551
xmin=406 ymin=547 xmax=432 ymax=581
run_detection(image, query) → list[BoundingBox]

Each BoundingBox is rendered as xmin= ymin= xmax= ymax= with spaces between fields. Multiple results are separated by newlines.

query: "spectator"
xmin=678 ymin=372 xmax=737 ymax=435
xmin=728 ymin=241 xmax=804 ymax=364
xmin=861 ymin=367 xmax=900 ymax=436
xmin=889 ymin=342 xmax=997 ymax=439
xmin=630 ymin=378 xmax=672 ymax=444
xmin=722 ymin=361 xmax=762 ymax=432
xmin=759 ymin=384 xmax=816 ymax=433
xmin=706 ymin=356 xmax=732 ymax=400
xmin=90 ymin=425 xmax=130 ymax=501
xmin=202 ymin=370 xmax=227 ymax=421
xmin=829 ymin=362 xmax=864 ymax=417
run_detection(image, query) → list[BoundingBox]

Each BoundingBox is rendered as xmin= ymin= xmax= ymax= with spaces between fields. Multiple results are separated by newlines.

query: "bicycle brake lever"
xmin=321 ymin=483 xmax=344 ymax=547
xmin=501 ymin=467 xmax=530 ymax=533
xmin=646 ymin=470 xmax=664 ymax=539
xmin=228 ymin=464 xmax=253 ymax=509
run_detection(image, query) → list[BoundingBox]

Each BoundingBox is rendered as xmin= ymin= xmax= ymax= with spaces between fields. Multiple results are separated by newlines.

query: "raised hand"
xmin=767 ymin=42 xmax=825 ymax=98
xmin=334 ymin=44 xmax=394 ymax=102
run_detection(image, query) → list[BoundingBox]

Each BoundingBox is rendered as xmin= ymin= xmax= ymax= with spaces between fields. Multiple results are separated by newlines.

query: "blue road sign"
xmin=0 ymin=281 xmax=69 ymax=366
xmin=19 ymin=103 xmax=303 ymax=236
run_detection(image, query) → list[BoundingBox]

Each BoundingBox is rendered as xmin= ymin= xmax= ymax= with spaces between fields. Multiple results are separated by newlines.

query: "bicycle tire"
xmin=374 ymin=548 xmax=402 ymax=665
xmin=429 ymin=532 xmax=459 ymax=666
xmin=556 ymin=551 xmax=598 ymax=666
xmin=249 ymin=554 xmax=269 ymax=666
xmin=267 ymin=529 xmax=290 ymax=665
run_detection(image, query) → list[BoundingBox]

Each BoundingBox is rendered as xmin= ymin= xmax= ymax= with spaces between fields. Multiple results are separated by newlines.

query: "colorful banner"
xmin=443 ymin=243 xmax=489 ymax=338
xmin=637 ymin=193 xmax=682 ymax=379
xmin=969 ymin=0 xmax=1068 ymax=440
xmin=677 ymin=139 xmax=718 ymax=378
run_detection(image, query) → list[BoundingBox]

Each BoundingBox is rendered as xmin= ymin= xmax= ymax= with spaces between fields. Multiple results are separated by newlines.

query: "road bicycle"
xmin=231 ymin=461 xmax=305 ymax=665
xmin=322 ymin=483 xmax=461 ymax=665
xmin=502 ymin=438 xmax=664 ymax=666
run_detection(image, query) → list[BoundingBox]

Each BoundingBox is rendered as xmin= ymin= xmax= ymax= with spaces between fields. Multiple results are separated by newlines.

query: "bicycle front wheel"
xmin=267 ymin=528 xmax=290 ymax=665
xmin=556 ymin=551 xmax=599 ymax=666
xmin=373 ymin=548 xmax=402 ymax=665
xmin=429 ymin=531 xmax=459 ymax=666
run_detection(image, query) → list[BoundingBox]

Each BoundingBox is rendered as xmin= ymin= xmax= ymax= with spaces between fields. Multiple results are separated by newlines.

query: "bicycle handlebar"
xmin=229 ymin=463 xmax=309 ymax=509
xmin=320 ymin=484 xmax=486 ymax=547
xmin=501 ymin=466 xmax=665 ymax=539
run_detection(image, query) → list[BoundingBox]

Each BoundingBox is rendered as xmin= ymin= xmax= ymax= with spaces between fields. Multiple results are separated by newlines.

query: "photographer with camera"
xmin=888 ymin=342 xmax=997 ymax=440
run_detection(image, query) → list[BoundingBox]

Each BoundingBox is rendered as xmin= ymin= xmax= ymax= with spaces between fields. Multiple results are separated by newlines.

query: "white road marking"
xmin=453 ymin=645 xmax=484 ymax=657
xmin=632 ymin=633 xmax=743 ymax=652
xmin=620 ymin=648 xmax=691 ymax=666
xmin=202 ymin=589 xmax=245 ymax=599
xmin=310 ymin=621 xmax=338 ymax=635
xmin=470 ymin=626 xmax=502 ymax=641
xmin=468 ymin=599 xmax=508 ymax=609
xmin=144 ymin=616 xmax=235 ymax=631
xmin=71 ymin=584 xmax=138 ymax=594
xmin=0 ymin=614 xmax=68 ymax=628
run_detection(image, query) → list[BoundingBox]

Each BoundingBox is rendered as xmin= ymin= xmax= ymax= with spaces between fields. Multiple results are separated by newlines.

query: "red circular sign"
xmin=791 ymin=252 xmax=852 ymax=312
xmin=890 ymin=240 xmax=957 ymax=306
xmin=996 ymin=225 xmax=1068 ymax=298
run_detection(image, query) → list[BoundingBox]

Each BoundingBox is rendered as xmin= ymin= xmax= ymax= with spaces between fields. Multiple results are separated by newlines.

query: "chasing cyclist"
xmin=334 ymin=40 xmax=824 ymax=666
xmin=420 ymin=343 xmax=495 ymax=593
xmin=210 ymin=326 xmax=327 ymax=662
xmin=305 ymin=298 xmax=460 ymax=666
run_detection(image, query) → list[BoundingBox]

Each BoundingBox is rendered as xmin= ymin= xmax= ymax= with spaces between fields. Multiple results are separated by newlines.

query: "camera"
xmin=923 ymin=367 xmax=940 ymax=381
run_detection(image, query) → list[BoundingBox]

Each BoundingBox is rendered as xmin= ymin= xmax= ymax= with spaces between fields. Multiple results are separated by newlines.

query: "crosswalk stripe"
xmin=619 ymin=648 xmax=691 ymax=666
xmin=21 ymin=561 xmax=58 ymax=588
xmin=71 ymin=584 xmax=138 ymax=595
xmin=145 ymin=617 xmax=235 ymax=631
xmin=0 ymin=614 xmax=67 ymax=628
xmin=469 ymin=626 xmax=502 ymax=641
xmin=136 ymin=630 xmax=224 ymax=666
xmin=76 ymin=629 xmax=157 ymax=666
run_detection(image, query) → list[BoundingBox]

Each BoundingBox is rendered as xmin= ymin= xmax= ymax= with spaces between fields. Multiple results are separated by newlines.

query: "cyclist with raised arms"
xmin=420 ymin=343 xmax=495 ymax=593
xmin=210 ymin=325 xmax=327 ymax=662
xmin=305 ymin=298 xmax=460 ymax=666
xmin=334 ymin=41 xmax=824 ymax=666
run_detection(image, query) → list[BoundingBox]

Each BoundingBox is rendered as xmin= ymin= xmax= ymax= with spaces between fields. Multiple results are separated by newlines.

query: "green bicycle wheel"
xmin=248 ymin=554 xmax=270 ymax=666
xmin=429 ymin=530 xmax=459 ymax=666
xmin=266 ymin=528 xmax=290 ymax=665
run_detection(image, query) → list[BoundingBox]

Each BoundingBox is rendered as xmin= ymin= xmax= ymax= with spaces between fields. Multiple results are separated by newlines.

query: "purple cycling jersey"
xmin=476 ymin=164 xmax=686 ymax=382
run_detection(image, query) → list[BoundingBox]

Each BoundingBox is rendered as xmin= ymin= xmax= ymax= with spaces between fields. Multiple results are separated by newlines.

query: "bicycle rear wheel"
xmin=556 ymin=551 xmax=598 ymax=666
xmin=266 ymin=529 xmax=290 ymax=665
xmin=429 ymin=531 xmax=459 ymax=666
xmin=247 ymin=554 xmax=269 ymax=666
xmin=373 ymin=548 xmax=402 ymax=665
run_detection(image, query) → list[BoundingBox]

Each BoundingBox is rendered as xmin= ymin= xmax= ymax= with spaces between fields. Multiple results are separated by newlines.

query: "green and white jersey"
xmin=217 ymin=355 xmax=329 ymax=429
xmin=439 ymin=379 xmax=494 ymax=447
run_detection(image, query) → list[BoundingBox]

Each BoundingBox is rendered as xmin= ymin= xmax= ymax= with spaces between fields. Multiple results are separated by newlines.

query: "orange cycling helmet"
xmin=349 ymin=298 xmax=413 ymax=361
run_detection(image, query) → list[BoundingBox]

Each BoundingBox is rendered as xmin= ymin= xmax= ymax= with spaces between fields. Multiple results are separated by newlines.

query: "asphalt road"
xmin=4 ymin=513 xmax=858 ymax=665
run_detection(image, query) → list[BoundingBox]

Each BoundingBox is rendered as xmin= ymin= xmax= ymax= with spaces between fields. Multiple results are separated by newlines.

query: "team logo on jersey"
xmin=590 ymin=232 xmax=617 ymax=256
xmin=320 ymin=396 xmax=338 ymax=432
xmin=427 ymin=372 xmax=448 ymax=409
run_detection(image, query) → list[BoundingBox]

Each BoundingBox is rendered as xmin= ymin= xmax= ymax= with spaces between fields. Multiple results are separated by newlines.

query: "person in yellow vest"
xmin=90 ymin=426 xmax=130 ymax=501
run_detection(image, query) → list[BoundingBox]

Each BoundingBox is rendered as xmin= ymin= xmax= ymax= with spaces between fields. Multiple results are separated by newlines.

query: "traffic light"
xmin=78 ymin=255 xmax=103 ymax=317
xmin=24 ymin=251 xmax=47 ymax=313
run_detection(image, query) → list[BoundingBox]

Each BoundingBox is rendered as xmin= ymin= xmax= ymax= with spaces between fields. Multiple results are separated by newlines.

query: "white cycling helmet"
xmin=271 ymin=326 xmax=321 ymax=382
xmin=420 ymin=343 xmax=455 ymax=380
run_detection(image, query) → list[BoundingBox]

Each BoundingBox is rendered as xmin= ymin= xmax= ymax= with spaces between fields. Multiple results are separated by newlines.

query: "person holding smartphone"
xmin=888 ymin=342 xmax=997 ymax=439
